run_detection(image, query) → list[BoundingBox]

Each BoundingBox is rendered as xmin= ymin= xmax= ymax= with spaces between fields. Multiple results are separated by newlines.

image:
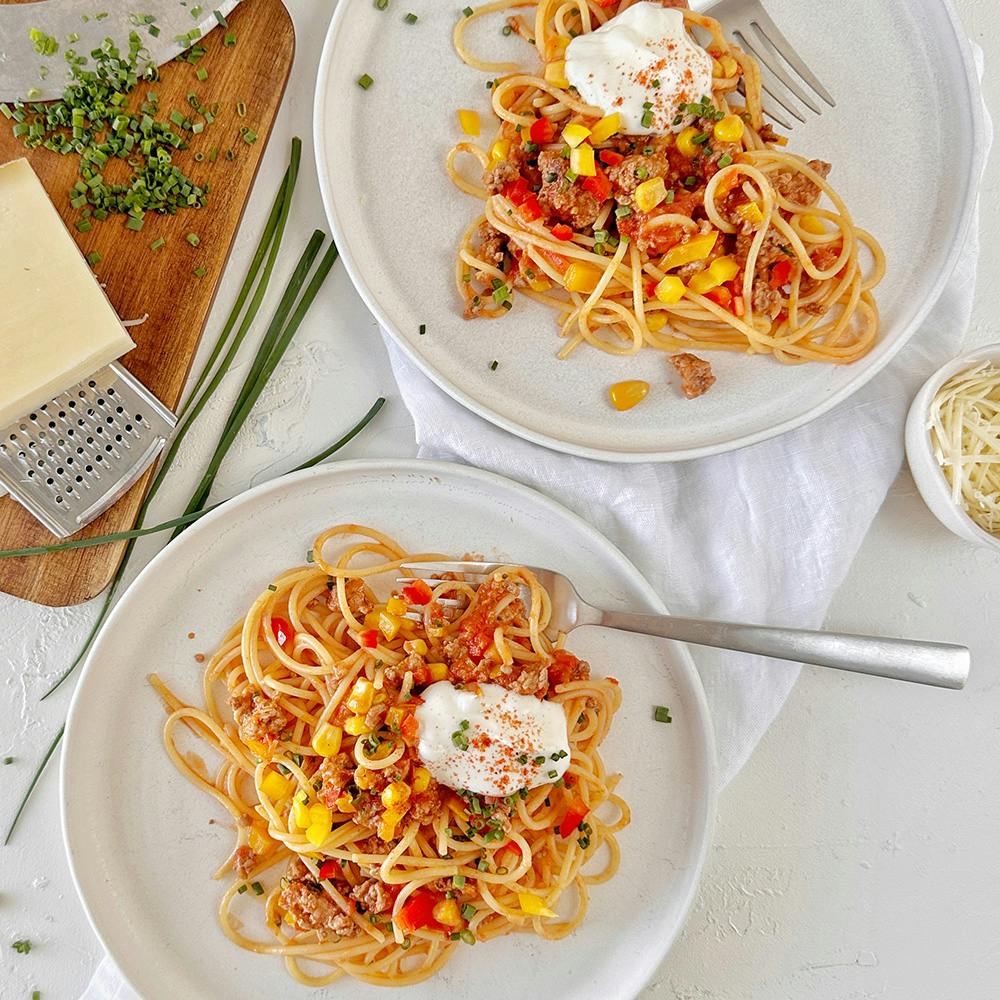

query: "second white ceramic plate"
xmin=314 ymin=0 xmax=984 ymax=461
xmin=62 ymin=460 xmax=716 ymax=1000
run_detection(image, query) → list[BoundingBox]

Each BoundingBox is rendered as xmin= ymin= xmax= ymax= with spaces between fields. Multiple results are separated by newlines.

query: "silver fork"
xmin=398 ymin=562 xmax=969 ymax=690
xmin=704 ymin=0 xmax=835 ymax=129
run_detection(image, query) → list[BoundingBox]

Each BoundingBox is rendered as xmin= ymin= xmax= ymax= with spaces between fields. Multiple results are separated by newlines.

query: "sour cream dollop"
xmin=414 ymin=681 xmax=571 ymax=797
xmin=565 ymin=2 xmax=714 ymax=135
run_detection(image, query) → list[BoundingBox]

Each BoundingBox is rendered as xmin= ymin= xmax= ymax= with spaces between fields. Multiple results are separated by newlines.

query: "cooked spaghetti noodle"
xmin=449 ymin=0 xmax=884 ymax=368
xmin=151 ymin=524 xmax=626 ymax=987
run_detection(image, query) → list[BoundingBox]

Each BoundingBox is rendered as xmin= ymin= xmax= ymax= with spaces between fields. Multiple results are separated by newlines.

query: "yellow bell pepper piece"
xmin=544 ymin=60 xmax=568 ymax=88
xmin=713 ymin=114 xmax=745 ymax=144
xmin=305 ymin=821 xmax=330 ymax=847
xmin=381 ymin=781 xmax=412 ymax=810
xmin=569 ymin=143 xmax=596 ymax=177
xmin=517 ymin=892 xmax=557 ymax=918
xmin=432 ymin=898 xmax=463 ymax=926
xmin=364 ymin=610 xmax=382 ymax=629
xmin=248 ymin=823 xmax=269 ymax=854
xmin=412 ymin=766 xmax=432 ymax=794
xmin=457 ymin=109 xmax=480 ymax=137
xmin=800 ymin=213 xmax=827 ymax=235
xmin=561 ymin=122 xmax=591 ymax=148
xmin=634 ymin=176 xmax=667 ymax=213
xmin=347 ymin=677 xmax=375 ymax=714
xmin=490 ymin=138 xmax=511 ymax=163
xmin=661 ymin=231 xmax=718 ymax=272
xmin=608 ymin=381 xmax=649 ymax=412
xmin=564 ymin=262 xmax=602 ymax=294
xmin=688 ymin=255 xmax=740 ymax=294
xmin=386 ymin=597 xmax=407 ymax=616
xmin=737 ymin=201 xmax=764 ymax=225
xmin=654 ymin=275 xmax=686 ymax=304
xmin=427 ymin=662 xmax=449 ymax=682
xmin=403 ymin=638 xmax=428 ymax=656
xmin=676 ymin=126 xmax=701 ymax=159
xmin=292 ymin=798 xmax=310 ymax=829
xmin=308 ymin=802 xmax=331 ymax=826
xmin=588 ymin=112 xmax=621 ymax=144
xmin=335 ymin=793 xmax=356 ymax=814
xmin=260 ymin=769 xmax=291 ymax=801
xmin=718 ymin=54 xmax=739 ymax=78
xmin=311 ymin=723 xmax=343 ymax=758
xmin=378 ymin=610 xmax=403 ymax=641
xmin=345 ymin=714 xmax=372 ymax=736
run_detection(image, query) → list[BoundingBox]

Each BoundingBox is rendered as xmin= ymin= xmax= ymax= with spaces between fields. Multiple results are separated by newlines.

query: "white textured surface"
xmin=1 ymin=2 xmax=998 ymax=999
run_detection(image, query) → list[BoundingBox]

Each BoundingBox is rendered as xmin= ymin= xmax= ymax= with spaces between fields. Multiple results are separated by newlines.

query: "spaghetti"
xmin=448 ymin=0 xmax=885 ymax=369
xmin=151 ymin=524 xmax=626 ymax=987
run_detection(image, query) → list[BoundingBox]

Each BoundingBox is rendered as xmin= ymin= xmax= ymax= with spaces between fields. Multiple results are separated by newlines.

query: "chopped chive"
xmin=224 ymin=31 xmax=237 ymax=46
xmin=236 ymin=101 xmax=247 ymax=117
xmin=653 ymin=705 xmax=672 ymax=724
xmin=193 ymin=266 xmax=207 ymax=278
xmin=375 ymin=0 xmax=390 ymax=8
xmin=461 ymin=902 xmax=476 ymax=919
xmin=357 ymin=73 xmax=374 ymax=90
xmin=502 ymin=24 xmax=512 ymax=35
xmin=74 ymin=219 xmax=92 ymax=232
xmin=3 ymin=757 xmax=13 ymax=765
xmin=418 ymin=323 xmax=426 ymax=335
xmin=213 ymin=9 xmax=228 ymax=26
xmin=489 ymin=360 xmax=499 ymax=371
xmin=251 ymin=881 xmax=264 ymax=895
xmin=452 ymin=874 xmax=465 ymax=887
xmin=237 ymin=883 xmax=248 ymax=893
xmin=404 ymin=11 xmax=418 ymax=22
xmin=267 ymin=584 xmax=277 ymax=592
xmin=12 ymin=939 xmax=31 ymax=954
xmin=186 ymin=232 xmax=200 ymax=246
xmin=150 ymin=237 xmax=166 ymax=250
xmin=125 ymin=216 xmax=144 ymax=231
xmin=463 ymin=6 xmax=474 ymax=15
xmin=195 ymin=67 xmax=208 ymax=81
xmin=717 ymin=153 xmax=733 ymax=168
xmin=459 ymin=929 xmax=476 ymax=945
xmin=86 ymin=251 xmax=101 ymax=265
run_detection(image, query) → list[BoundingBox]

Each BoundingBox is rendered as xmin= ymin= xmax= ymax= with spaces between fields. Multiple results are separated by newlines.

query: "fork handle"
xmin=596 ymin=611 xmax=969 ymax=689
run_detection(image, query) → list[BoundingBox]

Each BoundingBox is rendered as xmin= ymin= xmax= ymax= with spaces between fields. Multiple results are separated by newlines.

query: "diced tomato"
xmin=401 ymin=580 xmax=433 ymax=606
xmin=412 ymin=664 xmax=431 ymax=686
xmin=502 ymin=840 xmax=523 ymax=860
xmin=538 ymin=248 xmax=569 ymax=273
xmin=501 ymin=177 xmax=531 ymax=206
xmin=598 ymin=149 xmax=624 ymax=166
xmin=395 ymin=891 xmax=442 ymax=933
xmin=705 ymin=286 xmax=733 ymax=309
xmin=400 ymin=713 xmax=419 ymax=741
xmin=269 ymin=617 xmax=294 ymax=650
xmin=595 ymin=0 xmax=617 ymax=8
xmin=360 ymin=628 xmax=379 ymax=648
xmin=644 ymin=279 xmax=658 ymax=298
xmin=581 ymin=167 xmax=612 ymax=202
xmin=318 ymin=859 xmax=341 ymax=881
xmin=550 ymin=223 xmax=574 ymax=241
xmin=559 ymin=798 xmax=589 ymax=839
xmin=519 ymin=193 xmax=542 ymax=222
xmin=769 ymin=258 xmax=793 ymax=289
xmin=529 ymin=117 xmax=556 ymax=144
xmin=548 ymin=649 xmax=582 ymax=687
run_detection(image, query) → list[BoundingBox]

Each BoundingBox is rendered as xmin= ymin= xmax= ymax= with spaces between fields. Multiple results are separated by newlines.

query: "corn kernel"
xmin=403 ymin=638 xmax=428 ymax=656
xmin=645 ymin=312 xmax=668 ymax=333
xmin=386 ymin=597 xmax=407 ymax=616
xmin=305 ymin=821 xmax=330 ymax=847
xmin=345 ymin=714 xmax=371 ymax=736
xmin=608 ymin=380 xmax=649 ymax=412
xmin=379 ymin=611 xmax=403 ymax=641
xmin=490 ymin=138 xmax=511 ymax=163
xmin=292 ymin=798 xmax=310 ymax=828
xmin=458 ymin=109 xmax=480 ymax=136
xmin=736 ymin=201 xmax=764 ymax=225
xmin=544 ymin=60 xmax=568 ymax=88
xmin=561 ymin=122 xmax=591 ymax=148
xmin=308 ymin=802 xmax=331 ymax=826
xmin=517 ymin=892 xmax=557 ymax=917
xmin=427 ymin=662 xmax=449 ymax=682
xmin=378 ymin=807 xmax=405 ymax=841
xmin=800 ymin=214 xmax=827 ymax=235
xmin=654 ymin=275 xmax=686 ymax=304
xmin=347 ymin=678 xmax=375 ymax=714
xmin=713 ymin=114 xmax=745 ymax=144
xmin=676 ymin=126 xmax=700 ymax=159
xmin=311 ymin=723 xmax=343 ymax=758
xmin=719 ymin=54 xmax=739 ymax=78
xmin=260 ymin=769 xmax=291 ymax=801
xmin=569 ymin=143 xmax=596 ymax=177
xmin=634 ymin=175 xmax=667 ymax=213
xmin=588 ymin=112 xmax=621 ymax=144
xmin=433 ymin=898 xmax=463 ymax=926
xmin=413 ymin=766 xmax=432 ymax=793
xmin=335 ymin=793 xmax=356 ymax=814
xmin=564 ymin=262 xmax=602 ymax=294
xmin=355 ymin=766 xmax=376 ymax=790
xmin=381 ymin=781 xmax=412 ymax=810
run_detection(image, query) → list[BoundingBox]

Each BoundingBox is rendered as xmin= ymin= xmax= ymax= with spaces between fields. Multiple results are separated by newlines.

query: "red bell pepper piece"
xmin=769 ymin=258 xmax=793 ymax=289
xmin=559 ymin=798 xmax=589 ymax=839
xmin=705 ymin=286 xmax=733 ymax=309
xmin=581 ymin=167 xmax=611 ymax=202
xmin=501 ymin=177 xmax=531 ymax=206
xmin=529 ymin=117 xmax=556 ymax=144
xmin=519 ymin=193 xmax=543 ymax=222
xmin=360 ymin=628 xmax=379 ymax=648
xmin=318 ymin=859 xmax=341 ymax=881
xmin=733 ymin=295 xmax=746 ymax=318
xmin=598 ymin=149 xmax=624 ymax=166
xmin=270 ymin=617 xmax=294 ymax=650
xmin=550 ymin=223 xmax=574 ymax=241
xmin=400 ymin=713 xmax=420 ymax=741
xmin=395 ymin=891 xmax=441 ymax=933
xmin=401 ymin=580 xmax=433 ymax=606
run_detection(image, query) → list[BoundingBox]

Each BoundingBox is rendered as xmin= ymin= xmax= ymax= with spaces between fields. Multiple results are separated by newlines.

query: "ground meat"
xmin=382 ymin=651 xmax=425 ymax=687
xmin=537 ymin=149 xmax=602 ymax=228
xmin=279 ymin=859 xmax=358 ymax=941
xmin=800 ymin=243 xmax=842 ymax=295
xmin=425 ymin=876 xmax=477 ymax=902
xmin=363 ymin=700 xmax=388 ymax=732
xmin=232 ymin=845 xmax=256 ymax=878
xmin=350 ymin=877 xmax=396 ymax=915
xmin=408 ymin=782 xmax=444 ymax=825
xmin=484 ymin=158 xmax=520 ymax=195
xmin=735 ymin=227 xmax=789 ymax=273
xmin=670 ymin=353 xmax=717 ymax=400
xmin=751 ymin=281 xmax=782 ymax=316
xmin=605 ymin=151 xmax=671 ymax=199
xmin=316 ymin=752 xmax=355 ymax=809
xmin=326 ymin=578 xmax=375 ymax=619
xmin=476 ymin=220 xmax=508 ymax=280
xmin=771 ymin=159 xmax=831 ymax=206
xmin=229 ymin=689 xmax=293 ymax=744
xmin=800 ymin=301 xmax=827 ymax=316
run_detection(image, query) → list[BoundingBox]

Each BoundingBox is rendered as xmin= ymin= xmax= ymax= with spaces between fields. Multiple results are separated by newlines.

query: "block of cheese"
xmin=0 ymin=158 xmax=135 ymax=427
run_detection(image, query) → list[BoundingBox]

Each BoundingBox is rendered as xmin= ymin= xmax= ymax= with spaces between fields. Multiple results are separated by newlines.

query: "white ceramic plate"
xmin=314 ymin=0 xmax=985 ymax=462
xmin=62 ymin=460 xmax=716 ymax=1000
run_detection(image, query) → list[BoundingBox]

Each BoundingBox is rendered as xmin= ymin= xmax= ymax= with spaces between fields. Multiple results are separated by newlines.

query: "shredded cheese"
xmin=928 ymin=361 xmax=1000 ymax=535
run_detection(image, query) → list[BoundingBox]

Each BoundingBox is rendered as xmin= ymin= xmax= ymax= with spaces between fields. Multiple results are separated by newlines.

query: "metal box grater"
xmin=0 ymin=362 xmax=176 ymax=539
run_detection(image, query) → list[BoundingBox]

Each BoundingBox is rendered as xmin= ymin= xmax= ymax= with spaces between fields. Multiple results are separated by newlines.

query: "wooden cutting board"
xmin=0 ymin=0 xmax=294 ymax=606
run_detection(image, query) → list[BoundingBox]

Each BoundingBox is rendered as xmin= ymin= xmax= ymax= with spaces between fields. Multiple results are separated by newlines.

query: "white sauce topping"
xmin=565 ymin=2 xmax=714 ymax=135
xmin=414 ymin=681 xmax=571 ymax=797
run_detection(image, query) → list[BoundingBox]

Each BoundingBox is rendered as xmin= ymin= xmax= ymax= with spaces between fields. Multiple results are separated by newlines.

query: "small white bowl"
xmin=905 ymin=343 xmax=1000 ymax=554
